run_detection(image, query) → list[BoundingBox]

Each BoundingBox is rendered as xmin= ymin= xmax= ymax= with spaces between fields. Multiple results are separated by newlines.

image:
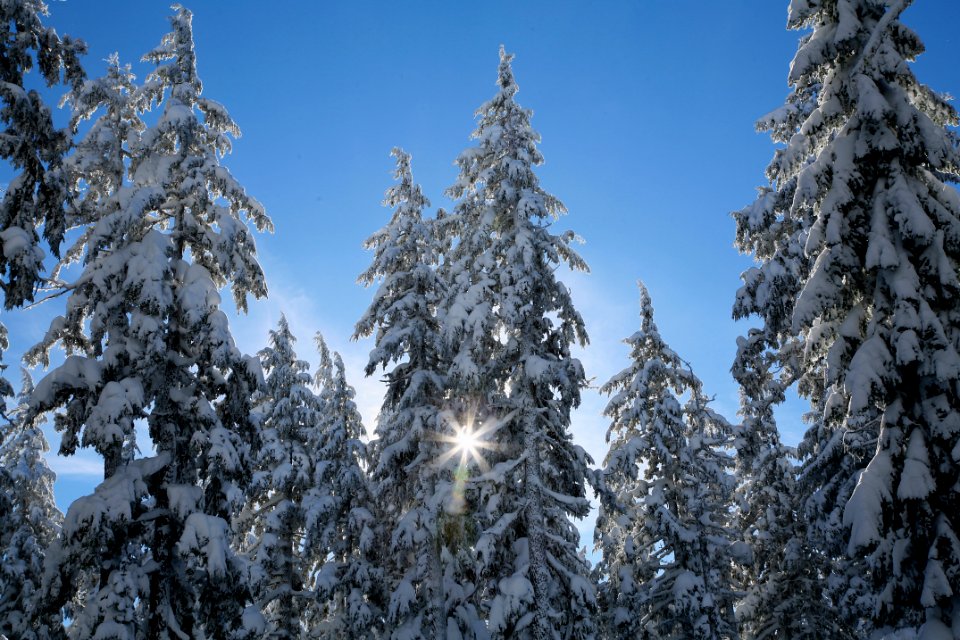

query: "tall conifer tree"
xmin=734 ymin=1 xmax=960 ymax=635
xmin=355 ymin=149 xmax=455 ymax=638
xmin=0 ymin=14 xmax=84 ymax=628
xmin=27 ymin=7 xmax=271 ymax=638
xmin=308 ymin=334 xmax=382 ymax=637
xmin=0 ymin=372 xmax=60 ymax=640
xmin=438 ymin=47 xmax=595 ymax=639
xmin=595 ymin=284 xmax=738 ymax=640
xmin=243 ymin=316 xmax=323 ymax=639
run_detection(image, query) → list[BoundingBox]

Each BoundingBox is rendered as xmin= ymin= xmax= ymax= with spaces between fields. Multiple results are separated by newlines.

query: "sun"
xmin=453 ymin=424 xmax=481 ymax=459
xmin=432 ymin=406 xmax=515 ymax=514
xmin=434 ymin=406 xmax=514 ymax=472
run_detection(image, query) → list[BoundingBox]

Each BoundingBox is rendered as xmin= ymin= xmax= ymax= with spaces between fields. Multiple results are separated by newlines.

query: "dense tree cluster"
xmin=0 ymin=1 xmax=956 ymax=639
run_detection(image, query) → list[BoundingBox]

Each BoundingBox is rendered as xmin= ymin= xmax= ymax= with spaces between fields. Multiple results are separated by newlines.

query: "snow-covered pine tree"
xmin=731 ymin=329 xmax=850 ymax=640
xmin=25 ymin=52 xmax=146 ymax=482
xmin=730 ymin=25 xmax=850 ymax=639
xmin=16 ymin=50 xmax=150 ymax=640
xmin=0 ymin=16 xmax=86 ymax=620
xmin=438 ymin=46 xmax=595 ymax=639
xmin=0 ymin=0 xmax=85 ymax=308
xmin=307 ymin=334 xmax=382 ymax=637
xmin=242 ymin=316 xmax=323 ymax=639
xmin=0 ymin=371 xmax=61 ymax=640
xmin=735 ymin=1 xmax=960 ymax=636
xmin=26 ymin=6 xmax=272 ymax=638
xmin=595 ymin=283 xmax=738 ymax=640
xmin=354 ymin=148 xmax=455 ymax=638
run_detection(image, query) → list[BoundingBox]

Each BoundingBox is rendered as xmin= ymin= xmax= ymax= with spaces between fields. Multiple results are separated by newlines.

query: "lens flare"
xmin=434 ymin=406 xmax=516 ymax=513
xmin=453 ymin=424 xmax=481 ymax=461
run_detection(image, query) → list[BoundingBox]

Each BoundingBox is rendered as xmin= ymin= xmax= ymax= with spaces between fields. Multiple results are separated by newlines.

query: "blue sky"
xmin=7 ymin=1 xmax=957 ymax=529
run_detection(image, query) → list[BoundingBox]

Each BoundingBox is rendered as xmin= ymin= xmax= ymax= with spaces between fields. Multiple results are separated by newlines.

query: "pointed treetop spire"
xmin=389 ymin=146 xmax=411 ymax=178
xmin=315 ymin=331 xmax=333 ymax=387
xmin=142 ymin=4 xmax=200 ymax=100
xmin=275 ymin=312 xmax=292 ymax=338
xmin=497 ymin=45 xmax=517 ymax=95
xmin=384 ymin=147 xmax=429 ymax=212
xmin=637 ymin=280 xmax=655 ymax=330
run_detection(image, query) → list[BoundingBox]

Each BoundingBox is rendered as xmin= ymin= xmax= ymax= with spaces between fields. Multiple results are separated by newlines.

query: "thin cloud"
xmin=48 ymin=455 xmax=104 ymax=478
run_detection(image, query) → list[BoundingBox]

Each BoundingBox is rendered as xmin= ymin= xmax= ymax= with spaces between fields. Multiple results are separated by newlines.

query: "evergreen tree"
xmin=595 ymin=283 xmax=738 ymax=640
xmin=730 ymin=23 xmax=850 ymax=638
xmin=354 ymin=148 xmax=454 ymax=638
xmin=0 ymin=372 xmax=61 ymax=640
xmin=243 ymin=316 xmax=323 ymax=639
xmin=308 ymin=334 xmax=382 ymax=637
xmin=0 ymin=0 xmax=85 ymax=308
xmin=438 ymin=46 xmax=595 ymax=639
xmin=26 ymin=52 xmax=146 ymax=480
xmin=26 ymin=6 xmax=271 ymax=638
xmin=731 ymin=330 xmax=849 ymax=639
xmin=0 ymin=15 xmax=84 ymax=618
xmin=18 ymin=48 xmax=147 ymax=640
xmin=735 ymin=1 xmax=960 ymax=635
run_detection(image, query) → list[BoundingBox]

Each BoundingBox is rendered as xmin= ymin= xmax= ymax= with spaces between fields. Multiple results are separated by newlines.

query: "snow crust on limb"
xmin=734 ymin=0 xmax=960 ymax=635
xmin=438 ymin=46 xmax=595 ymax=639
xmin=26 ymin=6 xmax=271 ymax=638
xmin=595 ymin=283 xmax=738 ymax=640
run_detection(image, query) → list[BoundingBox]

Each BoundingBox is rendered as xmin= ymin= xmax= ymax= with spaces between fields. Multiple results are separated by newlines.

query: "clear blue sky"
xmin=7 ymin=1 xmax=956 ymax=528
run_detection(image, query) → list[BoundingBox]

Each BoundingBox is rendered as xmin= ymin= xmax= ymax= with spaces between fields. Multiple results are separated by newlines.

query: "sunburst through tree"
xmin=434 ymin=406 xmax=513 ymax=513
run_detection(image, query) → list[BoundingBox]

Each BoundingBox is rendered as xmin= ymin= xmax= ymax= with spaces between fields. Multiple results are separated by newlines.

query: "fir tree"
xmin=735 ymin=1 xmax=960 ymax=635
xmin=27 ymin=53 xmax=146 ymax=480
xmin=0 ymin=372 xmax=61 ymax=640
xmin=243 ymin=316 xmax=323 ymax=639
xmin=438 ymin=46 xmax=595 ymax=639
xmin=731 ymin=330 xmax=849 ymax=639
xmin=0 ymin=0 xmax=85 ymax=308
xmin=595 ymin=283 xmax=738 ymax=640
xmin=308 ymin=334 xmax=382 ymax=637
xmin=0 ymin=15 xmax=84 ymax=619
xmin=730 ymin=24 xmax=851 ymax=639
xmin=27 ymin=6 xmax=271 ymax=638
xmin=355 ymin=148 xmax=453 ymax=638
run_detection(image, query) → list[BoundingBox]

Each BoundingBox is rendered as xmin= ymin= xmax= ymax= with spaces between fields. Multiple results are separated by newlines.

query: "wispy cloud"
xmin=47 ymin=454 xmax=104 ymax=478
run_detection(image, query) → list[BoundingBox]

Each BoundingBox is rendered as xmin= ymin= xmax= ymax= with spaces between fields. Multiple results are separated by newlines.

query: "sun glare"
xmin=454 ymin=425 xmax=480 ymax=457
xmin=434 ymin=406 xmax=515 ymax=473
xmin=432 ymin=407 xmax=516 ymax=514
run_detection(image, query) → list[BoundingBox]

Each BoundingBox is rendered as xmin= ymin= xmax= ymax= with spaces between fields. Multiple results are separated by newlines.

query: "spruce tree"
xmin=438 ymin=46 xmax=595 ymax=639
xmin=0 ymin=372 xmax=61 ymax=640
xmin=355 ymin=148 xmax=453 ymax=638
xmin=26 ymin=53 xmax=145 ymax=480
xmin=0 ymin=0 xmax=85 ymax=308
xmin=595 ymin=283 xmax=738 ymax=640
xmin=730 ymin=25 xmax=850 ymax=640
xmin=243 ymin=316 xmax=323 ymax=639
xmin=731 ymin=330 xmax=849 ymax=639
xmin=308 ymin=334 xmax=382 ymax=637
xmin=0 ymin=14 xmax=84 ymax=615
xmin=734 ymin=1 xmax=960 ymax=635
xmin=27 ymin=6 xmax=271 ymax=638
